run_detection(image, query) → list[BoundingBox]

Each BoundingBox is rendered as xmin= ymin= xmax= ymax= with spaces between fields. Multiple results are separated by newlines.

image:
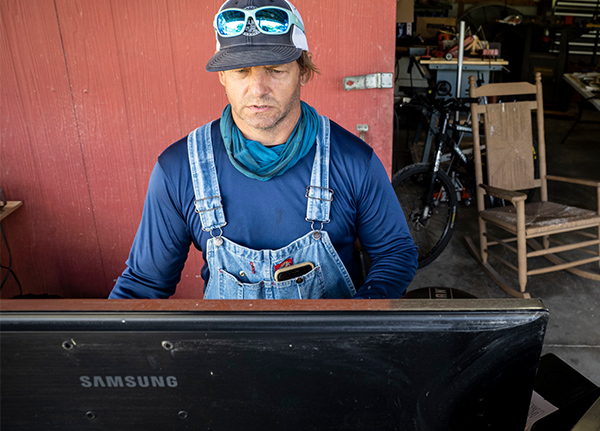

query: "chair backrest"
xmin=469 ymin=73 xmax=547 ymax=206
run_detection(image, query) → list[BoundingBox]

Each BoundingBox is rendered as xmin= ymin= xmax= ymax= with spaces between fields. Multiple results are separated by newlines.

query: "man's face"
xmin=219 ymin=61 xmax=308 ymax=145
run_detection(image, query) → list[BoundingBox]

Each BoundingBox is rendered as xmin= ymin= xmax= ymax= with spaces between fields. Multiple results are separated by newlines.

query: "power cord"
xmin=0 ymin=222 xmax=23 ymax=295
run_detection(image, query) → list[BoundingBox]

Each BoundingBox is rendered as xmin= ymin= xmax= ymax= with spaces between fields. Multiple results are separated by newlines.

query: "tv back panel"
xmin=0 ymin=299 xmax=548 ymax=430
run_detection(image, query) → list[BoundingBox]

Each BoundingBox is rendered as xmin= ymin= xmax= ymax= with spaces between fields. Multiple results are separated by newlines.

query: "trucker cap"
xmin=206 ymin=0 xmax=309 ymax=72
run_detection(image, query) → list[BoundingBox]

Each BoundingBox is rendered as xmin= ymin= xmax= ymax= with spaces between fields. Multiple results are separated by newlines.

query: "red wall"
xmin=0 ymin=0 xmax=397 ymax=298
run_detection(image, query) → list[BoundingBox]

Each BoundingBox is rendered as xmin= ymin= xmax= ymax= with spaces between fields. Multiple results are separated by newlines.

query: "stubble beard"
xmin=236 ymin=86 xmax=302 ymax=133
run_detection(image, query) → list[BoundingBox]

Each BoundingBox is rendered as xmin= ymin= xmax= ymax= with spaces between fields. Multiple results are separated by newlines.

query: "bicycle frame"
xmin=422 ymin=108 xmax=473 ymax=216
xmin=419 ymin=106 xmax=472 ymax=165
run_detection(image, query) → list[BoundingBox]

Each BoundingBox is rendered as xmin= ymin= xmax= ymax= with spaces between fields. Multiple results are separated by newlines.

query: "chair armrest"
xmin=546 ymin=175 xmax=600 ymax=188
xmin=479 ymin=184 xmax=528 ymax=202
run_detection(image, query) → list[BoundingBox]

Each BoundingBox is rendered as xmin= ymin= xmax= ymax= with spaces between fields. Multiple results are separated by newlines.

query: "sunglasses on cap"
xmin=214 ymin=6 xmax=305 ymax=38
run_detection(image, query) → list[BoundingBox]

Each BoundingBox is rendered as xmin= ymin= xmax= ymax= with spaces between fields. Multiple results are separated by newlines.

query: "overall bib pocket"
xmin=209 ymin=265 xmax=325 ymax=299
xmin=272 ymin=265 xmax=324 ymax=299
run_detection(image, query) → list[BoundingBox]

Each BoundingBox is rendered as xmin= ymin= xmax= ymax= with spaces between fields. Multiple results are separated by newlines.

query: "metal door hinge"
xmin=357 ymin=124 xmax=369 ymax=140
xmin=343 ymin=73 xmax=394 ymax=91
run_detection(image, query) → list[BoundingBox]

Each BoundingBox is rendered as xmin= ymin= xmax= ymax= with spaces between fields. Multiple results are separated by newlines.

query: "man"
xmin=109 ymin=0 xmax=417 ymax=300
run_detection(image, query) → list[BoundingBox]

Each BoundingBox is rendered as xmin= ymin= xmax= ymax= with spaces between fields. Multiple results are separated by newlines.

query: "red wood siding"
xmin=0 ymin=0 xmax=397 ymax=299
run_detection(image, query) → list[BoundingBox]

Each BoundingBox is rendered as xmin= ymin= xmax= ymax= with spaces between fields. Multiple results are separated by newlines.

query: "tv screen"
xmin=1 ymin=298 xmax=548 ymax=431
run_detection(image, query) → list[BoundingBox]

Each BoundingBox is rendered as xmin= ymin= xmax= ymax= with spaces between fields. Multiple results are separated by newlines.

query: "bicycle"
xmin=393 ymin=95 xmax=478 ymax=268
xmin=393 ymin=93 xmax=539 ymax=269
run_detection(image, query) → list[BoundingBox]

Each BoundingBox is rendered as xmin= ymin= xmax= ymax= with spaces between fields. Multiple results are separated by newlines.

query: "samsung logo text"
xmin=80 ymin=375 xmax=178 ymax=388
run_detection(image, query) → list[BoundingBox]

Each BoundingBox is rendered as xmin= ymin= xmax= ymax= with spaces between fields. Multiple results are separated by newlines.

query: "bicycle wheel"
xmin=392 ymin=163 xmax=459 ymax=268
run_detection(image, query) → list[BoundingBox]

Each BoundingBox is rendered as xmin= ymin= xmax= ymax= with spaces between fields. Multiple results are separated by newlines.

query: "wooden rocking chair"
xmin=465 ymin=72 xmax=600 ymax=298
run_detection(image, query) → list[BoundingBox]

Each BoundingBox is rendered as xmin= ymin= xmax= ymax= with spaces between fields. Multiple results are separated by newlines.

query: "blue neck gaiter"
xmin=220 ymin=101 xmax=319 ymax=181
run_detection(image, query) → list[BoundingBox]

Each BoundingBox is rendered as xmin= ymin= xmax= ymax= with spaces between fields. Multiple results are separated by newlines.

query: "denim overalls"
xmin=187 ymin=116 xmax=356 ymax=299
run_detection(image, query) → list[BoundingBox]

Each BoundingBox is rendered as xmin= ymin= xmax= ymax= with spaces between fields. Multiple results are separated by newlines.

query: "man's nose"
xmin=248 ymin=69 xmax=270 ymax=97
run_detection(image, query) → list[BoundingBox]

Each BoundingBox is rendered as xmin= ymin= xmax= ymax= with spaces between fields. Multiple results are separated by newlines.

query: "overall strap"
xmin=187 ymin=122 xmax=227 ymax=233
xmin=305 ymin=115 xmax=333 ymax=225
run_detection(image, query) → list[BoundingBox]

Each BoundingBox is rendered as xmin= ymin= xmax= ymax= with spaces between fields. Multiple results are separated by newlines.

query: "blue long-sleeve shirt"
xmin=109 ymin=120 xmax=417 ymax=299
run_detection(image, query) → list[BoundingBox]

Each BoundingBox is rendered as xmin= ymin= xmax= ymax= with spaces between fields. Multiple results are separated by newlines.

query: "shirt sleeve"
xmin=109 ymin=162 xmax=193 ymax=299
xmin=352 ymin=153 xmax=418 ymax=299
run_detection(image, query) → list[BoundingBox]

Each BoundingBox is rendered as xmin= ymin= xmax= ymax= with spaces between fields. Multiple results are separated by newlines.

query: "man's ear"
xmin=218 ymin=71 xmax=226 ymax=86
xmin=299 ymin=52 xmax=313 ymax=87
xmin=300 ymin=71 xmax=309 ymax=86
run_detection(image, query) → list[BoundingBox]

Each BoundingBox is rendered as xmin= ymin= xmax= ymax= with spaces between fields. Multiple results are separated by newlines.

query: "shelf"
xmin=0 ymin=201 xmax=23 ymax=222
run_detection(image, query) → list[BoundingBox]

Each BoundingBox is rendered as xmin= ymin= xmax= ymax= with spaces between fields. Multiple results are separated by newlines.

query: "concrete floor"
xmin=398 ymin=105 xmax=600 ymax=386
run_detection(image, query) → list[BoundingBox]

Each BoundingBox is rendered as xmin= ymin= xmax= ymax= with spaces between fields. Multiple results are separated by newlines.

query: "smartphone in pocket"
xmin=274 ymin=262 xmax=314 ymax=282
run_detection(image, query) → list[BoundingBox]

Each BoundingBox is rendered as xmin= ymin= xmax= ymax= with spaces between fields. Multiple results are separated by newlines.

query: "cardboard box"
xmin=397 ymin=0 xmax=414 ymax=23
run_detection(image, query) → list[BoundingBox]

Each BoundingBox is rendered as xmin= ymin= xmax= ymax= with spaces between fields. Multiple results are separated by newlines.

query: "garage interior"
xmin=392 ymin=0 xmax=600 ymax=414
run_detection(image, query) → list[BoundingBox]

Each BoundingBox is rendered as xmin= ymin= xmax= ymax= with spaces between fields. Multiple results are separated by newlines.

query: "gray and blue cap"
xmin=206 ymin=0 xmax=309 ymax=72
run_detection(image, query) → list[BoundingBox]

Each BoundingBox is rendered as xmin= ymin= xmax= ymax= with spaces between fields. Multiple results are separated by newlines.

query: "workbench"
xmin=420 ymin=57 xmax=509 ymax=98
xmin=561 ymin=73 xmax=600 ymax=144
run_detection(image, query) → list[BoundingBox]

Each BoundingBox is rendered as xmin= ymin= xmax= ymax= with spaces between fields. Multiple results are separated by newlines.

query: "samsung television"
xmin=0 ymin=298 xmax=548 ymax=431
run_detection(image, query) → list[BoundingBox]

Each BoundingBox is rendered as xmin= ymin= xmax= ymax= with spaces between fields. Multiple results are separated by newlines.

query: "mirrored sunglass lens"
xmin=255 ymin=8 xmax=289 ymax=33
xmin=217 ymin=10 xmax=246 ymax=35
